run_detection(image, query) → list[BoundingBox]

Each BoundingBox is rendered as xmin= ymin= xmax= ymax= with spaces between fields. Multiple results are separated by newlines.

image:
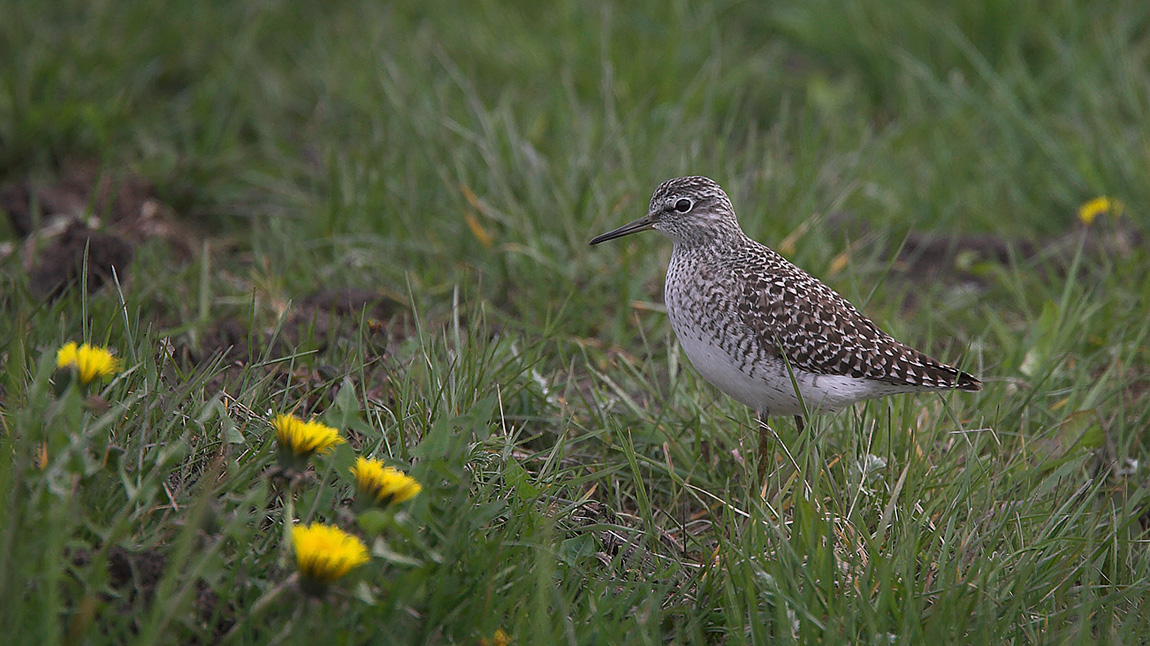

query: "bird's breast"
xmin=665 ymin=255 xmax=798 ymax=413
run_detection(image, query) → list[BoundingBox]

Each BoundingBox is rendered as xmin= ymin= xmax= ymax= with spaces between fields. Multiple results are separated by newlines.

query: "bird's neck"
xmin=668 ymin=223 xmax=749 ymax=254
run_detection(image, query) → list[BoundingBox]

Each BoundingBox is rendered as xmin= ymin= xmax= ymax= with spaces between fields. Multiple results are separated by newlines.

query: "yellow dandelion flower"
xmin=479 ymin=629 xmax=512 ymax=646
xmin=273 ymin=414 xmax=344 ymax=460
xmin=56 ymin=342 xmax=120 ymax=386
xmin=350 ymin=457 xmax=422 ymax=507
xmin=1077 ymin=196 xmax=1123 ymax=226
xmin=291 ymin=523 xmax=370 ymax=592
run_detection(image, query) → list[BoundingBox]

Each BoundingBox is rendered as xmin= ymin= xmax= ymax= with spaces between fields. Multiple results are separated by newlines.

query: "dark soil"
xmin=26 ymin=221 xmax=134 ymax=297
xmin=2 ymin=160 xmax=198 ymax=298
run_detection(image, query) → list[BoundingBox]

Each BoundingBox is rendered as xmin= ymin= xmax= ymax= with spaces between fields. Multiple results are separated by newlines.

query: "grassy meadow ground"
xmin=2 ymin=0 xmax=1150 ymax=643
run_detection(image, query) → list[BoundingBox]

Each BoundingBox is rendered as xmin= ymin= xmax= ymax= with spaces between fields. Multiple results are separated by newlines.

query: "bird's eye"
xmin=674 ymin=198 xmax=692 ymax=213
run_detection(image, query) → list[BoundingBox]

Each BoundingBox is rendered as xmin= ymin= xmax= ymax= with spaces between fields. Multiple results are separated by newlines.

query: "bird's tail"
xmin=955 ymin=371 xmax=982 ymax=392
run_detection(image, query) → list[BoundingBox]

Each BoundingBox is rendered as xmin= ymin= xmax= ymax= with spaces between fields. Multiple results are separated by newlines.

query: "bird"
xmin=589 ymin=176 xmax=981 ymax=477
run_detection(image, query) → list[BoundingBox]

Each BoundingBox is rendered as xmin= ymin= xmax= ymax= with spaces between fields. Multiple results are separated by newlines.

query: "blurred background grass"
xmin=1 ymin=0 xmax=1148 ymax=643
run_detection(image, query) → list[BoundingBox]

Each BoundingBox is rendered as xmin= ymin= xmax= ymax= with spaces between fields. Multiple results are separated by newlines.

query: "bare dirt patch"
xmin=2 ymin=160 xmax=198 ymax=297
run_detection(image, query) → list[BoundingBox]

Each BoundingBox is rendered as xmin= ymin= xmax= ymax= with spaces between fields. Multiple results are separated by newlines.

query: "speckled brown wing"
xmin=734 ymin=245 xmax=981 ymax=391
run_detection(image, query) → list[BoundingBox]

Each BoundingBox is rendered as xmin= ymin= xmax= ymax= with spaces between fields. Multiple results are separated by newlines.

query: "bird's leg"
xmin=793 ymin=415 xmax=805 ymax=433
xmin=756 ymin=412 xmax=773 ymax=481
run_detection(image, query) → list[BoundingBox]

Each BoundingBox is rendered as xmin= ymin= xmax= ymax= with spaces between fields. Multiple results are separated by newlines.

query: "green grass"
xmin=2 ymin=0 xmax=1149 ymax=643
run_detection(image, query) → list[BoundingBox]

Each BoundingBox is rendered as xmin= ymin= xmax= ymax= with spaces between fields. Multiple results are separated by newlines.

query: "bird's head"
xmin=590 ymin=176 xmax=742 ymax=246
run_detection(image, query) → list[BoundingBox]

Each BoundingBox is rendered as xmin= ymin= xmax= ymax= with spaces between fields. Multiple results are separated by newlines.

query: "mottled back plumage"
xmin=732 ymin=242 xmax=979 ymax=389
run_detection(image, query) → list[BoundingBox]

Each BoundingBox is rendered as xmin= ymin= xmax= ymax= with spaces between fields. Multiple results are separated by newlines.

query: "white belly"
xmin=673 ymin=326 xmax=907 ymax=417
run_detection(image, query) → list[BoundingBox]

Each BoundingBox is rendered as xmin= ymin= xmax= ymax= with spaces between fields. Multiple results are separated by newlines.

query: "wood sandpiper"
xmin=590 ymin=176 xmax=981 ymax=476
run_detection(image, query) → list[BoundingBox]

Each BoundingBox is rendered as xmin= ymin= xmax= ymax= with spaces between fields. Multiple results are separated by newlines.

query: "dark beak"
xmin=589 ymin=213 xmax=656 ymax=245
